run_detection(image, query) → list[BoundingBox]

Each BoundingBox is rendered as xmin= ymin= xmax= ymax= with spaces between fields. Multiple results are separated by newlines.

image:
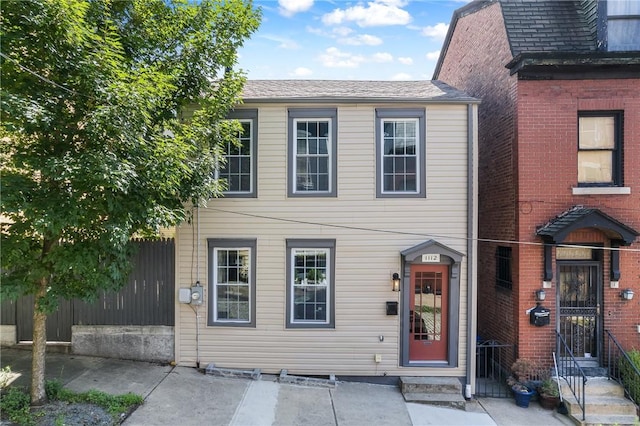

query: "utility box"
xmin=530 ymin=305 xmax=550 ymax=327
xmin=191 ymin=284 xmax=204 ymax=305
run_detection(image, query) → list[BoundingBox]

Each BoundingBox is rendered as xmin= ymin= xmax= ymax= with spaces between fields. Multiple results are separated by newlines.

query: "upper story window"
xmin=606 ymin=0 xmax=640 ymax=51
xmin=220 ymin=109 xmax=257 ymax=197
xmin=288 ymin=108 xmax=337 ymax=197
xmin=285 ymin=239 xmax=336 ymax=329
xmin=376 ymin=108 xmax=426 ymax=198
xmin=208 ymin=238 xmax=257 ymax=327
xmin=578 ymin=112 xmax=623 ymax=186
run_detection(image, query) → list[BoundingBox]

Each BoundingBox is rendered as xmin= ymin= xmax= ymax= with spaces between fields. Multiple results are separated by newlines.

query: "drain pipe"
xmin=466 ymin=102 xmax=479 ymax=398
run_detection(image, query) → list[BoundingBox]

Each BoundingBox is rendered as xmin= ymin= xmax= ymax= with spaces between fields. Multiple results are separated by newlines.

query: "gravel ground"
xmin=31 ymin=401 xmax=116 ymax=425
xmin=0 ymin=401 xmax=118 ymax=426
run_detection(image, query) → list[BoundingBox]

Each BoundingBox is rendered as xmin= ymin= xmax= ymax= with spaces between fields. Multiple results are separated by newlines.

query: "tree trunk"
xmin=30 ymin=277 xmax=48 ymax=405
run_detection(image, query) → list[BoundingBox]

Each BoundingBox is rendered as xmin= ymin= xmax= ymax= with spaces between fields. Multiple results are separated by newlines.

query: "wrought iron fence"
xmin=475 ymin=340 xmax=515 ymax=397
xmin=605 ymin=330 xmax=640 ymax=406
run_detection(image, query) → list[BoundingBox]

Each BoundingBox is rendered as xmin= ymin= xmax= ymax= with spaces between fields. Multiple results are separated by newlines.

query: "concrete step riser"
xmin=400 ymin=377 xmax=462 ymax=396
xmin=580 ymin=416 xmax=639 ymax=426
xmin=560 ymin=385 xmax=625 ymax=398
xmin=560 ymin=380 xmax=625 ymax=397
xmin=402 ymin=383 xmax=461 ymax=394
xmin=565 ymin=400 xmax=637 ymax=416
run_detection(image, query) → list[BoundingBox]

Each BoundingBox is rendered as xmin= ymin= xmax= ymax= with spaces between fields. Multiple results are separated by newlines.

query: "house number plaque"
xmin=421 ymin=254 xmax=440 ymax=263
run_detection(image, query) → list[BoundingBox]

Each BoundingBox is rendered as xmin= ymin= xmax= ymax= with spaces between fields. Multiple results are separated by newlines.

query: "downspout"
xmin=465 ymin=103 xmax=479 ymax=398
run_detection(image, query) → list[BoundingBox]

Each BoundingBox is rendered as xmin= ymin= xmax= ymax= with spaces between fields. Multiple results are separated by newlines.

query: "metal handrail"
xmin=556 ymin=332 xmax=587 ymax=421
xmin=605 ymin=330 xmax=640 ymax=405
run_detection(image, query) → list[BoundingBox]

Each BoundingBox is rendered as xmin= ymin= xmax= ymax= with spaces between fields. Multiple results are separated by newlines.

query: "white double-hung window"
xmin=208 ymin=239 xmax=256 ymax=327
xmin=288 ymin=108 xmax=337 ymax=197
xmin=220 ymin=109 xmax=257 ymax=197
xmin=376 ymin=108 xmax=426 ymax=198
xmin=286 ymin=239 xmax=336 ymax=329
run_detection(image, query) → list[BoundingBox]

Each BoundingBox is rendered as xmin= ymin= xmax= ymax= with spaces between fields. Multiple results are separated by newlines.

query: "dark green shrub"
xmin=0 ymin=387 xmax=31 ymax=425
xmin=45 ymin=379 xmax=63 ymax=400
xmin=620 ymin=349 xmax=640 ymax=404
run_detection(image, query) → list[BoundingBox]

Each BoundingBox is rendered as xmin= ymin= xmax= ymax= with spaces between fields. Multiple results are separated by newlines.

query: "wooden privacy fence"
xmin=1 ymin=238 xmax=175 ymax=342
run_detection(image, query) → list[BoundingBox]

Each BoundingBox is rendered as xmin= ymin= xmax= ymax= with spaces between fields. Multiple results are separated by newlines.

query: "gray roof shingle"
xmin=241 ymin=80 xmax=478 ymax=103
xmin=499 ymin=0 xmax=596 ymax=55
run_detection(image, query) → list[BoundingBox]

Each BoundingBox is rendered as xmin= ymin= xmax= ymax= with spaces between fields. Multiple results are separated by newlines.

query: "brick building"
xmin=434 ymin=0 xmax=640 ymax=370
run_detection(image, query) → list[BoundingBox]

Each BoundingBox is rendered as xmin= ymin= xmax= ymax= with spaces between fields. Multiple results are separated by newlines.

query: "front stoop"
xmin=400 ymin=377 xmax=467 ymax=410
xmin=561 ymin=377 xmax=639 ymax=426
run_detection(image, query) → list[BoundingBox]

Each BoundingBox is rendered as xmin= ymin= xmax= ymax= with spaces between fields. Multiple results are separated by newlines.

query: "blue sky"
xmin=236 ymin=0 xmax=470 ymax=80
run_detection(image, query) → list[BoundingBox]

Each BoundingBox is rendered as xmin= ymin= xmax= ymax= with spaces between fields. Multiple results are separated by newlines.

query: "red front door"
xmin=409 ymin=264 xmax=448 ymax=361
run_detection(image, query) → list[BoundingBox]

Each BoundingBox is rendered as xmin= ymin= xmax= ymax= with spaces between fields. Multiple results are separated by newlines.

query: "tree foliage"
xmin=0 ymin=0 xmax=261 ymax=403
xmin=1 ymin=0 xmax=260 ymax=306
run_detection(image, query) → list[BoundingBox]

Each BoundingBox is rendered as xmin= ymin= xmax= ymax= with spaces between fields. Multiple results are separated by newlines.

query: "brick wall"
xmin=436 ymin=2 xmax=521 ymax=352
xmin=437 ymin=2 xmax=640 ymax=361
xmin=517 ymin=79 xmax=640 ymax=353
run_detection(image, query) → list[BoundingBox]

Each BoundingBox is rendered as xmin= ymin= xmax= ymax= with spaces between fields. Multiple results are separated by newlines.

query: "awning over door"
xmin=536 ymin=206 xmax=639 ymax=246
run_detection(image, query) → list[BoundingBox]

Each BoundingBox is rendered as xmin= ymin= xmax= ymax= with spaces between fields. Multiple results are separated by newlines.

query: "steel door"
xmin=558 ymin=263 xmax=600 ymax=359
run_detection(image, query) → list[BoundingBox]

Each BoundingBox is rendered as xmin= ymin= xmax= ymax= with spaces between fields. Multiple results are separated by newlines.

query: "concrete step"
xmin=402 ymin=392 xmax=466 ymax=410
xmin=565 ymin=396 xmax=637 ymax=416
xmin=576 ymin=414 xmax=639 ymax=426
xmin=400 ymin=376 xmax=462 ymax=394
xmin=560 ymin=377 xmax=625 ymax=398
xmin=400 ymin=377 xmax=466 ymax=410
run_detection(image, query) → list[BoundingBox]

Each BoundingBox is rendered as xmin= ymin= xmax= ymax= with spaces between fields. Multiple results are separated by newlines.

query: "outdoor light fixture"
xmin=621 ymin=289 xmax=634 ymax=300
xmin=392 ymin=273 xmax=401 ymax=292
xmin=535 ymin=289 xmax=546 ymax=302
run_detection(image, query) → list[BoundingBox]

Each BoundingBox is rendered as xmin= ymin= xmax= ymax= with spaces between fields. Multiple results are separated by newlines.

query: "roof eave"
xmin=240 ymin=96 xmax=481 ymax=104
xmin=507 ymin=51 xmax=640 ymax=75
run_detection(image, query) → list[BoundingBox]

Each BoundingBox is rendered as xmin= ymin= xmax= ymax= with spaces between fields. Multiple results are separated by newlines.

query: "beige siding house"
xmin=175 ymin=80 xmax=479 ymax=386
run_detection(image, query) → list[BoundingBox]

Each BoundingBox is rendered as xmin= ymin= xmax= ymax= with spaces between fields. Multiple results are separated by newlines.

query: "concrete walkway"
xmin=0 ymin=348 xmax=574 ymax=426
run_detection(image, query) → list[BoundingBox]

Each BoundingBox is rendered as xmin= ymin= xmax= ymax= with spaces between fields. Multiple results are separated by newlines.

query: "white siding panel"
xmin=175 ymin=102 xmax=471 ymax=377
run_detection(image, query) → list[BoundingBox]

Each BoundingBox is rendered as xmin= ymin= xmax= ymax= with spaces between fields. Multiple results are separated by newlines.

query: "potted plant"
xmin=507 ymin=358 xmax=537 ymax=408
xmin=537 ymin=377 xmax=560 ymax=410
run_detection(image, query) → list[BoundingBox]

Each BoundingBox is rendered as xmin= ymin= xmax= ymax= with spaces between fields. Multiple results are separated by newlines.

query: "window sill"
xmin=572 ymin=187 xmax=631 ymax=195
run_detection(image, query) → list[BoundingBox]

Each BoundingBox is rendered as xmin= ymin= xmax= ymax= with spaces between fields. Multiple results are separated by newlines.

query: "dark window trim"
xmin=207 ymin=238 xmax=257 ymax=327
xmin=285 ymin=239 xmax=336 ymax=329
xmin=577 ymin=110 xmax=623 ymax=187
xmin=375 ymin=108 xmax=426 ymax=198
xmin=224 ymin=109 xmax=258 ymax=198
xmin=287 ymin=108 xmax=338 ymax=198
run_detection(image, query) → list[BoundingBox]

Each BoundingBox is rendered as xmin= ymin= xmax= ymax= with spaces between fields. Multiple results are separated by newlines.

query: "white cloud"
xmin=372 ymin=52 xmax=393 ymax=62
xmin=279 ymin=0 xmax=314 ymax=17
xmin=421 ymin=22 xmax=448 ymax=40
xmin=290 ymin=67 xmax=313 ymax=77
xmin=391 ymin=72 xmax=412 ymax=80
xmin=398 ymin=56 xmax=413 ymax=65
xmin=318 ymin=47 xmax=365 ymax=68
xmin=260 ymin=34 xmax=300 ymax=49
xmin=332 ymin=26 xmax=353 ymax=37
xmin=322 ymin=1 xmax=412 ymax=27
xmin=426 ymin=50 xmax=441 ymax=61
xmin=339 ymin=34 xmax=383 ymax=46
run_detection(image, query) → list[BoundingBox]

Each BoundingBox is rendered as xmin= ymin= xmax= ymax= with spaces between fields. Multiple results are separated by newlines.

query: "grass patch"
xmin=1 ymin=379 xmax=143 ymax=425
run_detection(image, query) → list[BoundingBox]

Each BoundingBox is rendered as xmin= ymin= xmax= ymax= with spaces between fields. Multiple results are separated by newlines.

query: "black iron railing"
xmin=475 ymin=340 xmax=515 ymax=398
xmin=556 ymin=332 xmax=587 ymax=421
xmin=605 ymin=330 xmax=640 ymax=406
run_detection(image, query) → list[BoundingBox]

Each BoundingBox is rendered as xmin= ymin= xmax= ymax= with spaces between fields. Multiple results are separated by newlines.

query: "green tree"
xmin=0 ymin=0 xmax=260 ymax=405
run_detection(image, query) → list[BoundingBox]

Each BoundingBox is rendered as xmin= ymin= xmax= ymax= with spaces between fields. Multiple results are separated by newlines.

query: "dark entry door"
xmin=558 ymin=263 xmax=600 ymax=359
xmin=409 ymin=264 xmax=448 ymax=361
